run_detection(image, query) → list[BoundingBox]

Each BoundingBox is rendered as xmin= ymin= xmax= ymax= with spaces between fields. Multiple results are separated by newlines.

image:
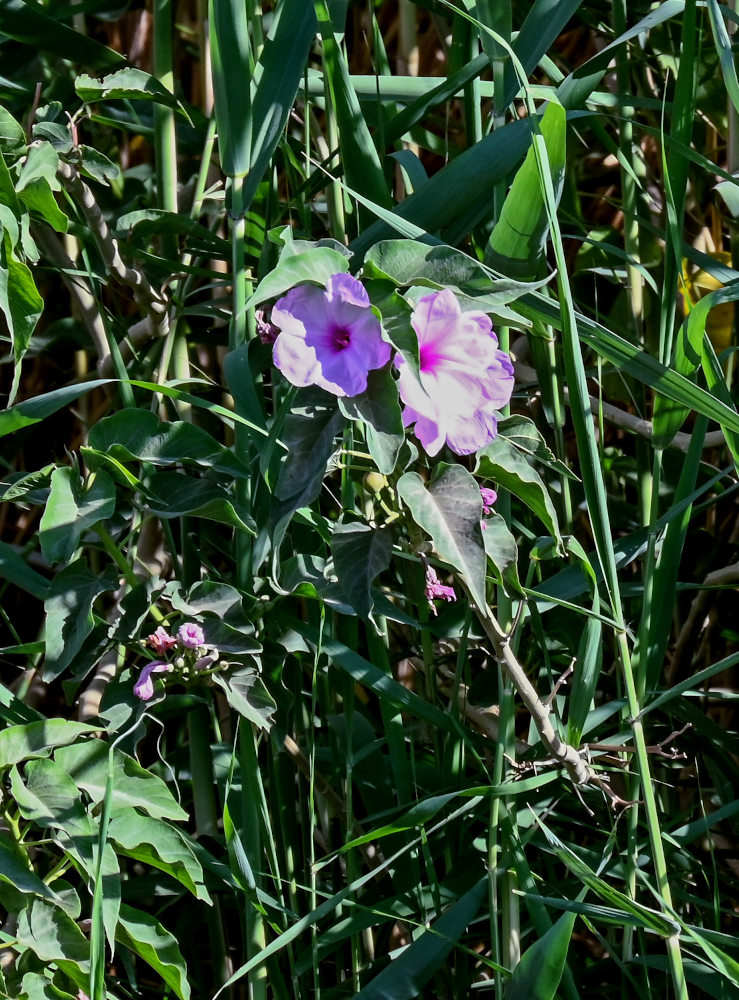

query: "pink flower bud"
xmin=178 ymin=622 xmax=205 ymax=649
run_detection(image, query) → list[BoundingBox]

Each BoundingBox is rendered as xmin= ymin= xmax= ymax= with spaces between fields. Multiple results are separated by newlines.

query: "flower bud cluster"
xmin=133 ymin=622 xmax=211 ymax=701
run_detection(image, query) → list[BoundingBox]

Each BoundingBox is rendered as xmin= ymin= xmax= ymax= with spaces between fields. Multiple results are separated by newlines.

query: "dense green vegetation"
xmin=1 ymin=1 xmax=739 ymax=998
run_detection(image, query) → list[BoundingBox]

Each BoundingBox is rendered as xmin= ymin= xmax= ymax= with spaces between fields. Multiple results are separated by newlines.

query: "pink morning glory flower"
xmin=394 ymin=289 xmax=514 ymax=456
xmin=424 ymin=566 xmax=456 ymax=614
xmin=480 ymin=487 xmax=498 ymax=515
xmin=133 ymin=660 xmax=172 ymax=701
xmin=146 ymin=626 xmax=177 ymax=655
xmin=271 ymin=273 xmax=391 ymax=397
xmin=178 ymin=622 xmax=205 ymax=649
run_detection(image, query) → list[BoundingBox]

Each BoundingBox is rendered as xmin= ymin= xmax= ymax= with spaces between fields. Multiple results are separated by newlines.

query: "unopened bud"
xmin=364 ymin=472 xmax=387 ymax=493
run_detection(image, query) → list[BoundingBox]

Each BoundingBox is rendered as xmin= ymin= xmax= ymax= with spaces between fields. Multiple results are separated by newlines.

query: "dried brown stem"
xmin=56 ymin=156 xmax=169 ymax=338
xmin=474 ymin=602 xmax=596 ymax=786
xmin=668 ymin=562 xmax=739 ymax=683
xmin=30 ymin=224 xmax=110 ymax=367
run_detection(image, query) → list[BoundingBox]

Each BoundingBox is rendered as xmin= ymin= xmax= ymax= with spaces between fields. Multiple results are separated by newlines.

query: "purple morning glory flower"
xmin=178 ymin=622 xmax=205 ymax=649
xmin=271 ymin=273 xmax=391 ymax=397
xmin=133 ymin=660 xmax=172 ymax=701
xmin=394 ymin=289 xmax=514 ymax=456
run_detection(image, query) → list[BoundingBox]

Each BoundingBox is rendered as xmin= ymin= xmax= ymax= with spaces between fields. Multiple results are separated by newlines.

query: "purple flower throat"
xmin=331 ymin=326 xmax=351 ymax=350
xmin=419 ymin=343 xmax=441 ymax=371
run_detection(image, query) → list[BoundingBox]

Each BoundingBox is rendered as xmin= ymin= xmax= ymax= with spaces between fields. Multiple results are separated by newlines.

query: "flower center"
xmin=331 ymin=326 xmax=352 ymax=351
xmin=419 ymin=343 xmax=440 ymax=372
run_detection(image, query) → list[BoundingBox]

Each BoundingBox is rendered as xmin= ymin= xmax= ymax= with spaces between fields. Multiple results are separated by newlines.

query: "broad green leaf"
xmin=364 ymin=239 xmax=546 ymax=307
xmin=0 ymin=539 xmax=49 ymax=599
xmin=330 ymin=521 xmax=393 ymax=620
xmin=486 ymin=101 xmax=567 ymax=278
xmin=274 ymin=389 xmax=343 ymax=502
xmin=482 ymin=511 xmax=521 ymax=593
xmin=352 ymin=878 xmax=487 ymax=999
xmin=15 ymin=142 xmax=67 ymax=233
xmin=54 ymin=740 xmax=188 ymax=822
xmin=0 ymin=0 xmax=125 ymax=69
xmin=88 ymin=409 xmax=250 ymax=479
xmin=0 ymin=831 xmax=61 ymax=903
xmin=248 ymin=243 xmax=349 ymax=308
xmin=108 ymin=812 xmax=211 ymax=902
xmin=368 ymin=284 xmax=419 ymax=379
xmin=16 ymin=142 xmax=60 ymax=192
xmin=116 ymin=209 xmax=230 ymax=255
xmin=0 ymin=147 xmax=20 ymax=217
xmin=164 ymin=581 xmax=261 ymax=653
xmin=76 ymin=68 xmax=183 ymax=112
xmin=166 ymin=579 xmax=247 ymax=618
xmin=0 ymin=465 xmax=54 ymax=501
xmin=13 ymin=757 xmax=88 ymax=830
xmin=77 ymin=145 xmax=119 ymax=184
xmin=497 ymin=414 xmax=575 ymax=479
xmin=0 ymin=721 xmax=97 ymax=769
xmin=504 ymin=911 xmax=576 ymax=1000
xmin=16 ymin=177 xmax=67 ymax=233
xmin=0 ymin=680 xmax=43 ymax=726
xmin=199 ymin=620 xmax=263 ymax=656
xmin=39 ymin=467 xmax=116 ymax=564
xmin=212 ymin=668 xmax=276 ymax=732
xmin=476 ymin=436 xmax=562 ymax=545
xmin=144 ymin=471 xmax=256 ymax=534
xmin=0 ymin=232 xmax=44 ymax=405
xmin=15 ymin=898 xmax=90 ymax=976
xmin=43 ymin=559 xmax=115 ymax=681
xmin=20 ymin=972 xmax=77 ymax=1000
xmin=338 ymin=365 xmax=404 ymax=474
xmin=81 ymin=446 xmax=142 ymax=489
xmin=398 ymin=464 xmax=487 ymax=610
xmin=116 ymin=903 xmax=191 ymax=1000
xmin=12 ymin=757 xmax=121 ymax=950
xmin=0 ymin=104 xmax=25 ymax=154
xmin=108 ymin=577 xmax=166 ymax=645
